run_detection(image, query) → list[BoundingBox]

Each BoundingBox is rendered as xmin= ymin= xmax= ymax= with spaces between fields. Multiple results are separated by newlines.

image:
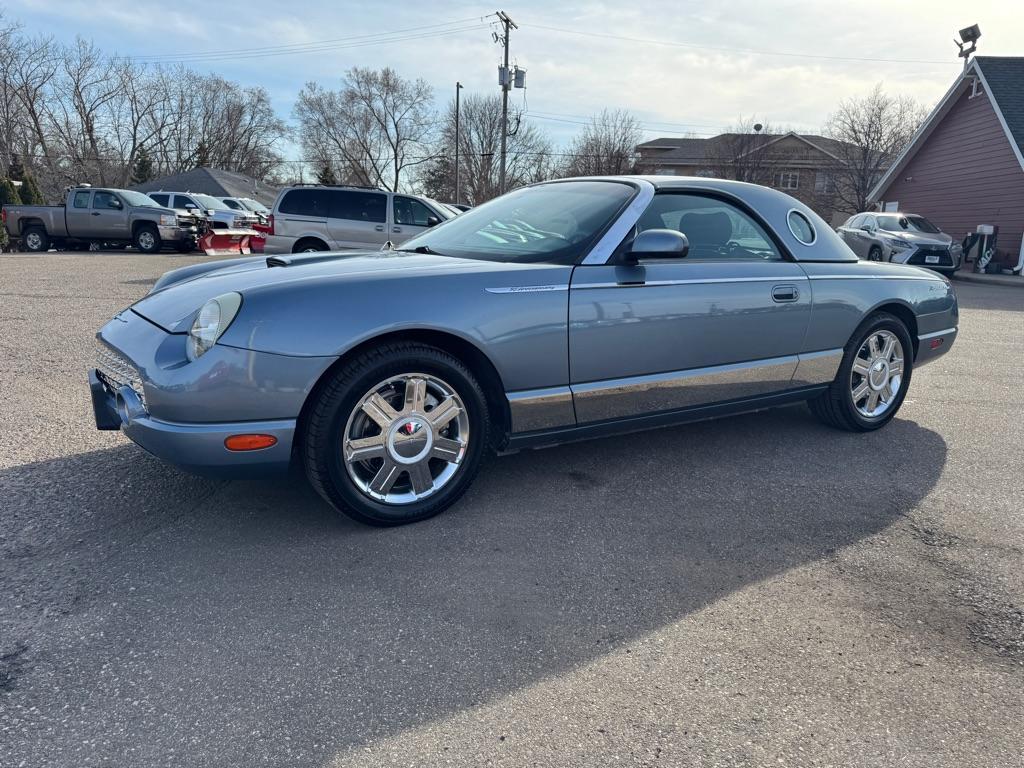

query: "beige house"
xmin=636 ymin=132 xmax=856 ymax=224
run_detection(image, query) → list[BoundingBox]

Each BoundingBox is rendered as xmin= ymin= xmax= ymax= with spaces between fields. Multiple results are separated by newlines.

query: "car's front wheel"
xmin=303 ymin=343 xmax=490 ymax=526
xmin=809 ymin=312 xmax=914 ymax=432
xmin=133 ymin=224 xmax=161 ymax=254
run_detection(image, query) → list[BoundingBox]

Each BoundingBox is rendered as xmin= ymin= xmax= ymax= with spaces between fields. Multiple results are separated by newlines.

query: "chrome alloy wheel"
xmin=137 ymin=230 xmax=156 ymax=250
xmin=850 ymin=329 xmax=904 ymax=418
xmin=25 ymin=231 xmax=42 ymax=250
xmin=342 ymin=374 xmax=469 ymax=505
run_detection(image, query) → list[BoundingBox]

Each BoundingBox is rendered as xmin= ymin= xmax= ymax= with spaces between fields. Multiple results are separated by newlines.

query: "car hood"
xmin=131 ymin=250 xmax=539 ymax=332
xmin=878 ymin=229 xmax=952 ymax=246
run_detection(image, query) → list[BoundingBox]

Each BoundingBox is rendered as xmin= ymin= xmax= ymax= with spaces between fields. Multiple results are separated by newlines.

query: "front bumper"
xmin=91 ymin=308 xmax=336 ymax=476
xmin=90 ymin=369 xmax=295 ymax=476
xmin=158 ymin=224 xmax=197 ymax=244
xmin=889 ymin=244 xmax=960 ymax=272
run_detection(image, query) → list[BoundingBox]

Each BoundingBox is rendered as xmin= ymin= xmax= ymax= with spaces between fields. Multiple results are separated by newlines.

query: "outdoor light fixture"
xmin=955 ymin=24 xmax=981 ymax=71
xmin=958 ymin=24 xmax=981 ymax=44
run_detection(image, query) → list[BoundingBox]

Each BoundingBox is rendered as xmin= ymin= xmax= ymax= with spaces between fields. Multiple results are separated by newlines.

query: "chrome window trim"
xmin=579 ymin=179 xmax=656 ymax=265
xmin=805 ymin=274 xmax=944 ymax=282
xmin=786 ymin=208 xmax=816 ymax=245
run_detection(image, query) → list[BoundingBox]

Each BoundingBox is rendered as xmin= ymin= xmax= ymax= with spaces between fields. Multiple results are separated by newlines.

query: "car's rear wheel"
xmin=809 ymin=312 xmax=913 ymax=432
xmin=303 ymin=343 xmax=490 ymax=526
xmin=23 ymin=226 xmax=49 ymax=253
xmin=133 ymin=224 xmax=161 ymax=254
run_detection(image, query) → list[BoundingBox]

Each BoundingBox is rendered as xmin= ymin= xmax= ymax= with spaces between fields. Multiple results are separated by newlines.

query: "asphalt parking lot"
xmin=1 ymin=251 xmax=1022 ymax=767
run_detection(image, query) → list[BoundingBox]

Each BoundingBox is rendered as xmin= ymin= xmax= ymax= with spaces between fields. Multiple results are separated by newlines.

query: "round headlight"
xmin=187 ymin=292 xmax=242 ymax=361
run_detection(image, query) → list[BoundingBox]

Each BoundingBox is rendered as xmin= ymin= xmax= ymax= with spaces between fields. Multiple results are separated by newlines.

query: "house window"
xmin=695 ymin=169 xmax=716 ymax=178
xmin=814 ymin=172 xmax=835 ymax=194
xmin=775 ymin=171 xmax=800 ymax=190
xmin=655 ymin=168 xmax=677 ymax=176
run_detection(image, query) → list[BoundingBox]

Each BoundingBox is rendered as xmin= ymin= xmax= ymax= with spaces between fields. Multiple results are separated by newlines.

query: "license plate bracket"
xmin=925 ymin=254 xmax=940 ymax=264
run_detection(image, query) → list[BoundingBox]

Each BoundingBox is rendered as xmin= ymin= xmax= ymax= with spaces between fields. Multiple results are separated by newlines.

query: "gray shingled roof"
xmin=131 ymin=167 xmax=280 ymax=207
xmin=639 ymin=132 xmax=852 ymax=164
xmin=976 ymin=56 xmax=1024 ymax=156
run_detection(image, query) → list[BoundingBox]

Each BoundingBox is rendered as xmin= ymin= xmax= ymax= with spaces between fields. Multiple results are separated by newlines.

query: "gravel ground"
xmin=1 ymin=252 xmax=1022 ymax=767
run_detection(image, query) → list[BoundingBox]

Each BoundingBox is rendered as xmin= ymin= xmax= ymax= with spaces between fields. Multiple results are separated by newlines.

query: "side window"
xmin=278 ymin=189 xmax=330 ymax=217
xmin=173 ymin=195 xmax=196 ymax=209
xmin=93 ymin=191 xmax=121 ymax=209
xmin=149 ymin=193 xmax=169 ymax=207
xmin=72 ymin=191 xmax=91 ymax=209
xmin=330 ymin=191 xmax=386 ymax=223
xmin=223 ymin=199 xmax=240 ymax=210
xmin=634 ymin=193 xmax=782 ymax=261
xmin=862 ymin=215 xmax=876 ymax=230
xmin=393 ymin=196 xmax=435 ymax=226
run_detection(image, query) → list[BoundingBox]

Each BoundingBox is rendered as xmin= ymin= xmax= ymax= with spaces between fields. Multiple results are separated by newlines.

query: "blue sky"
xmin=4 ymin=0 xmax=1020 ymax=156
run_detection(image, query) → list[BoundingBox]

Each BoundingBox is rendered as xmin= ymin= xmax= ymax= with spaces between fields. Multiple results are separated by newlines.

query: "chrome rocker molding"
xmin=506 ymin=348 xmax=843 ymax=437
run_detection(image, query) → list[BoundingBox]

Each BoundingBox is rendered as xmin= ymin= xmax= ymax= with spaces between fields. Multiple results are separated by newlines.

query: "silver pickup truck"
xmin=2 ymin=186 xmax=199 ymax=253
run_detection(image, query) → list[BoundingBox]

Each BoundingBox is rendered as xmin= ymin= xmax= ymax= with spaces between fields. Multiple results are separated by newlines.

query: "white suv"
xmin=265 ymin=186 xmax=455 ymax=254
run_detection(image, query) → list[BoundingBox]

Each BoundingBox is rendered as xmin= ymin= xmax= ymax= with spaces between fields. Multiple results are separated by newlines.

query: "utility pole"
xmin=495 ymin=10 xmax=517 ymax=195
xmin=454 ymin=81 xmax=463 ymax=205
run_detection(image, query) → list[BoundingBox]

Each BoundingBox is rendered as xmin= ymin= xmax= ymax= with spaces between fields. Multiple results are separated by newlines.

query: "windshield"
xmin=397 ymin=181 xmax=636 ymax=264
xmin=193 ymin=194 xmax=232 ymax=210
xmin=240 ymin=198 xmax=269 ymax=213
xmin=877 ymin=214 xmax=941 ymax=234
xmin=424 ymin=196 xmax=456 ymax=220
xmin=122 ymin=191 xmax=161 ymax=208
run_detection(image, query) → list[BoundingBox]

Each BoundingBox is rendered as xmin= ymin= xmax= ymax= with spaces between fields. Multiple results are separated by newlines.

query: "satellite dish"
xmin=753 ymin=123 xmax=764 ymax=133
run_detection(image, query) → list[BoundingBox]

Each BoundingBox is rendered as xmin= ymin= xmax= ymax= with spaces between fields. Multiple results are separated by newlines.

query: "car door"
xmin=326 ymin=190 xmax=389 ymax=248
xmin=391 ymin=196 xmax=439 ymax=245
xmin=568 ymin=191 xmax=812 ymax=423
xmin=65 ymin=189 xmax=93 ymax=235
xmin=90 ymin=190 xmax=129 ymax=239
xmin=850 ymin=215 xmax=877 ymax=258
xmin=837 ymin=214 xmax=860 ymax=249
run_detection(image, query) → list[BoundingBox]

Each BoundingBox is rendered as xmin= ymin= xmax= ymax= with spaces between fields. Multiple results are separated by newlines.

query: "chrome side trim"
xmin=572 ymin=276 xmax=791 ymax=290
xmin=485 ymin=284 xmax=569 ymax=294
xmin=507 ymin=386 xmax=576 ymax=433
xmin=806 ymin=274 xmax=943 ymax=282
xmin=572 ymin=355 xmax=800 ymax=424
xmin=580 ymin=179 xmax=656 ymax=265
xmin=791 ymin=348 xmax=843 ymax=387
xmin=918 ymin=327 xmax=957 ymax=340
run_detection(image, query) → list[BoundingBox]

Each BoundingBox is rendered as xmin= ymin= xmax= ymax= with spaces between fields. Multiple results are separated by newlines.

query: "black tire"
xmin=303 ymin=342 xmax=491 ymax=526
xmin=868 ymin=245 xmax=884 ymax=262
xmin=22 ymin=226 xmax=49 ymax=253
xmin=809 ymin=312 xmax=914 ymax=432
xmin=292 ymin=238 xmax=328 ymax=253
xmin=133 ymin=224 xmax=162 ymax=254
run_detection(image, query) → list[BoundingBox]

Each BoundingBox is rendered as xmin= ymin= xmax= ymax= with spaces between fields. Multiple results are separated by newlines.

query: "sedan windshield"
xmin=397 ymin=181 xmax=635 ymax=264
xmin=123 ymin=191 xmax=161 ymax=208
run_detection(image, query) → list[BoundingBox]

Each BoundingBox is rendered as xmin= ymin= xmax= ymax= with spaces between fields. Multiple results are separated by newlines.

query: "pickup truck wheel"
xmin=303 ymin=343 xmax=490 ymax=527
xmin=809 ymin=312 xmax=914 ymax=432
xmin=23 ymin=226 xmax=49 ymax=253
xmin=133 ymin=225 xmax=161 ymax=254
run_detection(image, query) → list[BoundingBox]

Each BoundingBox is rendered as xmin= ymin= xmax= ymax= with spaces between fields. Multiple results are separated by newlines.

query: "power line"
xmin=527 ymin=22 xmax=954 ymax=67
xmin=133 ymin=23 xmax=493 ymax=65
xmin=527 ymin=109 xmax=724 ymax=130
xmin=526 ymin=113 xmax=719 ymax=136
xmin=132 ymin=16 xmax=492 ymax=61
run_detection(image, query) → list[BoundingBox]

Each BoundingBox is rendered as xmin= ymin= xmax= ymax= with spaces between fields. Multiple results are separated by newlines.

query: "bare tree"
xmin=295 ymin=67 xmax=435 ymax=191
xmin=560 ymin=109 xmax=641 ymax=177
xmin=417 ymin=93 xmax=553 ymax=204
xmin=824 ymin=84 xmax=927 ymax=213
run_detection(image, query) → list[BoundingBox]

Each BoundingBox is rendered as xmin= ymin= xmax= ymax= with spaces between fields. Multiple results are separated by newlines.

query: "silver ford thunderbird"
xmin=91 ymin=177 xmax=958 ymax=526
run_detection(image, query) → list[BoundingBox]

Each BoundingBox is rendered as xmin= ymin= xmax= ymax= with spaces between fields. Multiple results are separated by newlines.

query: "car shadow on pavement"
xmin=1 ymin=405 xmax=947 ymax=765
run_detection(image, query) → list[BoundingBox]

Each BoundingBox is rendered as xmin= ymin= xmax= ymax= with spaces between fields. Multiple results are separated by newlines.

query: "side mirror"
xmin=625 ymin=228 xmax=689 ymax=262
xmin=426 ymin=216 xmax=440 ymax=227
xmin=112 ymin=199 xmax=123 ymax=209
xmin=184 ymin=203 xmax=197 ymax=210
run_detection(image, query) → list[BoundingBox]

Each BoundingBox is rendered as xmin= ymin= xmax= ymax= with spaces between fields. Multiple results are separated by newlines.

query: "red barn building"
xmin=871 ymin=56 xmax=1024 ymax=272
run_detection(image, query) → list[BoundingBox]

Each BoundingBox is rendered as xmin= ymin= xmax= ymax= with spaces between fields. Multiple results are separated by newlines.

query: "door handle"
xmin=772 ymin=284 xmax=799 ymax=303
xmin=392 ymin=226 xmax=402 ymax=233
xmin=374 ymin=224 xmax=385 ymax=231
xmin=91 ymin=211 xmax=101 ymax=216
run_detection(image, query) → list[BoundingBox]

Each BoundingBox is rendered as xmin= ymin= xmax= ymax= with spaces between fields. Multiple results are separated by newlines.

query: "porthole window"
xmin=787 ymin=210 xmax=816 ymax=245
